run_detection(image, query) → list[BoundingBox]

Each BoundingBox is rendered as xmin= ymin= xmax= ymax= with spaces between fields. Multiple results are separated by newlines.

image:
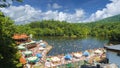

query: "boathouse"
xmin=104 ymin=44 xmax=120 ymax=68
xmin=12 ymin=34 xmax=31 ymax=44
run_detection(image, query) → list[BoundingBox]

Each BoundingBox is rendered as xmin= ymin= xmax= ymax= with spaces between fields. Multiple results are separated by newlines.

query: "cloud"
xmin=0 ymin=5 xmax=85 ymax=24
xmin=0 ymin=0 xmax=120 ymax=24
xmin=0 ymin=5 xmax=42 ymax=24
xmin=52 ymin=3 xmax=62 ymax=9
xmin=48 ymin=3 xmax=62 ymax=9
xmin=0 ymin=0 xmax=12 ymax=7
xmin=86 ymin=0 xmax=120 ymax=22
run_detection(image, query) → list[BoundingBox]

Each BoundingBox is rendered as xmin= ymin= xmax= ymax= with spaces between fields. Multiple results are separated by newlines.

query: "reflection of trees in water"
xmin=36 ymin=37 xmax=108 ymax=56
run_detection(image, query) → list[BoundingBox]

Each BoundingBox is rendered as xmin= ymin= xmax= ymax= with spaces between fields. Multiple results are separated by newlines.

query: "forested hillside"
xmin=97 ymin=14 xmax=120 ymax=23
xmin=14 ymin=14 xmax=120 ymax=42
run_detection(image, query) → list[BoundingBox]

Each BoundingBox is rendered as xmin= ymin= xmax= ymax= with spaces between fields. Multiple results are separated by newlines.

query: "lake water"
xmin=35 ymin=37 xmax=109 ymax=56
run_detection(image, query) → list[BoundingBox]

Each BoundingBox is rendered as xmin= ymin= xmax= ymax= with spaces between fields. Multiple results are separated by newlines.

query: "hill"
xmin=98 ymin=14 xmax=120 ymax=23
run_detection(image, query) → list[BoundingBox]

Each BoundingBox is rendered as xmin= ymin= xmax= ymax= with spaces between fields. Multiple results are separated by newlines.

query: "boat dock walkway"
xmin=41 ymin=45 xmax=52 ymax=62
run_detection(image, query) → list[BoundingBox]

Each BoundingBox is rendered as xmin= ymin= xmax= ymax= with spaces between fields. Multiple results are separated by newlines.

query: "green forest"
xmin=15 ymin=16 xmax=120 ymax=42
xmin=0 ymin=11 xmax=120 ymax=68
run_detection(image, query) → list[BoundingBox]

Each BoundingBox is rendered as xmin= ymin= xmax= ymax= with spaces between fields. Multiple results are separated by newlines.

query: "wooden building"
xmin=12 ymin=34 xmax=31 ymax=44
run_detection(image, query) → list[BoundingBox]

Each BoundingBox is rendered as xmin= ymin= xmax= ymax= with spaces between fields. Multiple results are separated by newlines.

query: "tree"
xmin=0 ymin=12 xmax=21 ymax=68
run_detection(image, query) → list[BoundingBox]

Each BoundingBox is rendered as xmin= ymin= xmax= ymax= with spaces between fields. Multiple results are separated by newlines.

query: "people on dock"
xmin=18 ymin=39 xmax=106 ymax=68
xmin=45 ymin=60 xmax=53 ymax=68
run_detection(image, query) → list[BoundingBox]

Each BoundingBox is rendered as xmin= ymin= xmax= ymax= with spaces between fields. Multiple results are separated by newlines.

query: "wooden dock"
xmin=41 ymin=45 xmax=52 ymax=61
xmin=33 ymin=45 xmax=52 ymax=68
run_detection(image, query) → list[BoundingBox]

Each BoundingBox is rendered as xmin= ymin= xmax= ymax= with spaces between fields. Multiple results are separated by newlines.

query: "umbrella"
xmin=39 ymin=47 xmax=45 ymax=50
xmin=25 ymin=42 xmax=31 ymax=45
xmin=73 ymin=53 xmax=82 ymax=58
xmin=39 ymin=40 xmax=43 ymax=43
xmin=19 ymin=56 xmax=26 ymax=64
xmin=30 ymin=41 xmax=36 ymax=44
xmin=27 ymin=56 xmax=38 ymax=63
xmin=36 ymin=53 xmax=42 ymax=58
xmin=94 ymin=49 xmax=103 ymax=54
xmin=24 ymin=51 xmax=32 ymax=56
xmin=94 ymin=56 xmax=101 ymax=62
xmin=46 ymin=58 xmax=51 ymax=61
xmin=83 ymin=51 xmax=90 ymax=57
xmin=66 ymin=63 xmax=73 ymax=68
xmin=64 ymin=54 xmax=72 ymax=60
xmin=19 ymin=43 xmax=25 ymax=46
xmin=51 ymin=57 xmax=60 ymax=62
xmin=18 ymin=45 xmax=25 ymax=50
xmin=39 ymin=43 xmax=46 ymax=48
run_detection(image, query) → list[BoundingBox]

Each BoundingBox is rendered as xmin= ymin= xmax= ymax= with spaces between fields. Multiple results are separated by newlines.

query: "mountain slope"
xmin=98 ymin=14 xmax=120 ymax=23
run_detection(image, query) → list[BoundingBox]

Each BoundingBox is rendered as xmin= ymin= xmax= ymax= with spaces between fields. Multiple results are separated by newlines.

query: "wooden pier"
xmin=41 ymin=45 xmax=52 ymax=61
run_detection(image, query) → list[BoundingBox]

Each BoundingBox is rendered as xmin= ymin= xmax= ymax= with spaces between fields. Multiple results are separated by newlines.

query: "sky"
xmin=0 ymin=0 xmax=120 ymax=24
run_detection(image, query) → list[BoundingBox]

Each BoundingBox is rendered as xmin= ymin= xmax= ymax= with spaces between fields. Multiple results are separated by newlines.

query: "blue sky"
xmin=0 ymin=0 xmax=120 ymax=24
xmin=13 ymin=0 xmax=110 ymax=15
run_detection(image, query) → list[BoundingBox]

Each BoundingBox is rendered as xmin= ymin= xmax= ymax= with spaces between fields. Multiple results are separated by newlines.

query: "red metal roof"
xmin=13 ymin=34 xmax=29 ymax=39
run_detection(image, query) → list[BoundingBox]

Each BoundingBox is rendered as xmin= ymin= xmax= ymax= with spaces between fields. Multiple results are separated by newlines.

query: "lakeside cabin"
xmin=12 ymin=34 xmax=31 ymax=44
xmin=104 ymin=44 xmax=120 ymax=68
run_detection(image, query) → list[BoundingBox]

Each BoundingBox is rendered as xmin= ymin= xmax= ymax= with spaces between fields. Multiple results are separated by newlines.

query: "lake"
xmin=35 ymin=37 xmax=109 ymax=56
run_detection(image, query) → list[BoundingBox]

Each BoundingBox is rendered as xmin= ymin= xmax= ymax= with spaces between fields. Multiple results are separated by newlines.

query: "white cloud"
xmin=52 ymin=3 xmax=62 ymax=9
xmin=48 ymin=3 xmax=62 ymax=9
xmin=0 ymin=5 xmax=85 ymax=24
xmin=0 ymin=0 xmax=12 ymax=6
xmin=75 ymin=9 xmax=84 ymax=17
xmin=86 ymin=0 xmax=120 ymax=22
xmin=0 ymin=0 xmax=120 ymax=24
xmin=0 ymin=5 xmax=42 ymax=24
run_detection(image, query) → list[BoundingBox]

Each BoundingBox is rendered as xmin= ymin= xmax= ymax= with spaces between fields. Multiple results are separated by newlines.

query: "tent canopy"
xmin=25 ymin=42 xmax=31 ymax=45
xmin=46 ymin=58 xmax=52 ymax=61
xmin=24 ymin=51 xmax=32 ymax=55
xmin=64 ymin=54 xmax=72 ymax=60
xmin=19 ymin=43 xmax=25 ymax=46
xmin=18 ymin=45 xmax=25 ymax=50
xmin=39 ymin=43 xmax=46 ymax=48
xmin=36 ymin=53 xmax=42 ymax=58
xmin=83 ymin=51 xmax=90 ymax=57
xmin=19 ymin=56 xmax=26 ymax=64
xmin=30 ymin=41 xmax=36 ymax=44
xmin=39 ymin=47 xmax=45 ymax=50
xmin=73 ymin=53 xmax=82 ymax=58
xmin=51 ymin=57 xmax=60 ymax=62
xmin=94 ymin=49 xmax=103 ymax=54
xmin=39 ymin=40 xmax=43 ymax=43
xmin=27 ymin=56 xmax=38 ymax=63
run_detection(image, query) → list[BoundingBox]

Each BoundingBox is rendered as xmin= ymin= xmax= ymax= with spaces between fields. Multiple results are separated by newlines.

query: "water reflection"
xmin=35 ymin=37 xmax=108 ymax=56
